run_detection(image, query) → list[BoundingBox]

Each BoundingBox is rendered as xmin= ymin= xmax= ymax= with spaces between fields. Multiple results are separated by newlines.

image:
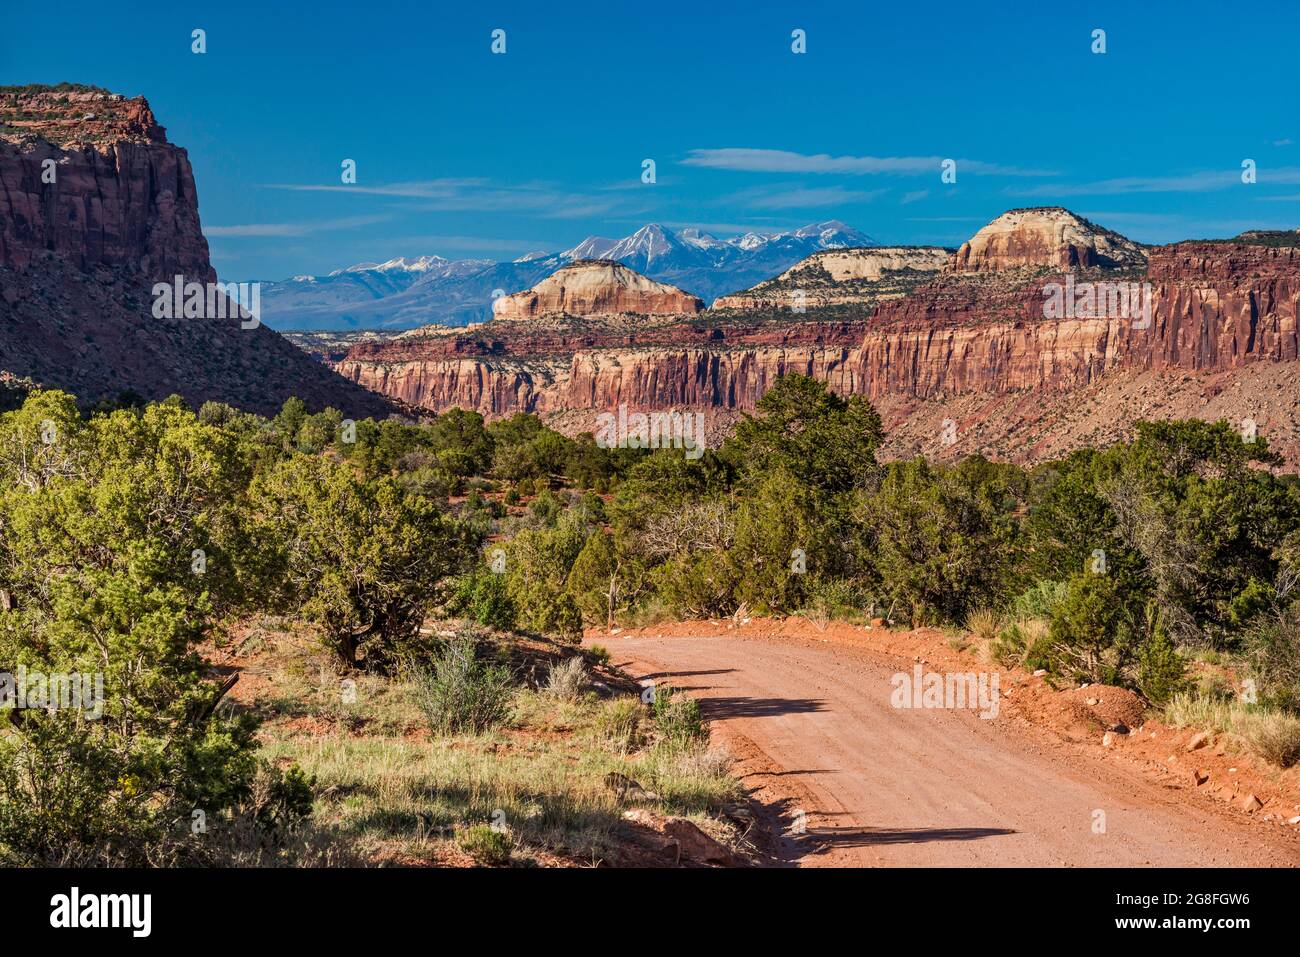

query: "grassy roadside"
xmin=219 ymin=617 xmax=749 ymax=866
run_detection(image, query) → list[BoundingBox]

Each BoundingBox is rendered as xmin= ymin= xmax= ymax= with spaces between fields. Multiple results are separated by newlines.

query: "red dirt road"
xmin=593 ymin=628 xmax=1300 ymax=867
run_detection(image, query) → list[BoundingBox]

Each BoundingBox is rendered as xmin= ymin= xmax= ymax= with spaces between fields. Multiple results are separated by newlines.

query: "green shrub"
xmin=247 ymin=456 xmax=477 ymax=672
xmin=1136 ymin=618 xmax=1186 ymax=705
xmin=0 ymin=393 xmax=272 ymax=864
xmin=456 ymin=824 xmax=512 ymax=865
xmin=544 ymin=656 xmax=589 ymax=700
xmin=863 ymin=457 xmax=1023 ymax=627
xmin=410 ymin=638 xmax=514 ymax=734
xmin=652 ymin=686 xmax=707 ymax=748
xmin=1244 ymin=609 xmax=1300 ymax=712
xmin=448 ymin=567 xmax=517 ymax=630
xmin=502 ymin=520 xmax=586 ymax=640
xmin=801 ymin=578 xmax=876 ymax=622
xmin=1046 ymin=574 xmax=1134 ymax=683
xmin=528 ymin=488 xmax=563 ymax=527
xmin=1008 ymin=580 xmax=1069 ymax=620
xmin=594 ymin=698 xmax=643 ymax=753
xmin=989 ymin=617 xmax=1051 ymax=669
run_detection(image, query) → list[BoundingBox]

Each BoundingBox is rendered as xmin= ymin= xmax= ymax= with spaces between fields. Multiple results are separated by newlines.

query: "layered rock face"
xmin=950 ymin=207 xmax=1148 ymax=273
xmin=336 ymin=257 xmax=875 ymax=416
xmin=336 ymin=208 xmax=1300 ymax=465
xmin=0 ymin=85 xmax=393 ymax=417
xmin=338 ymin=345 xmax=864 ymax=419
xmin=491 ymin=259 xmax=703 ymax=319
xmin=855 ymin=240 xmax=1300 ymax=400
xmin=712 ymin=246 xmax=950 ymax=310
xmin=0 ymin=88 xmax=209 ymax=277
xmin=335 ymin=309 xmax=867 ymax=417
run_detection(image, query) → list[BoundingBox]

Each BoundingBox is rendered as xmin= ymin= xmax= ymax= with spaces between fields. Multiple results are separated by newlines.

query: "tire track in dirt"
xmin=596 ymin=629 xmax=1300 ymax=867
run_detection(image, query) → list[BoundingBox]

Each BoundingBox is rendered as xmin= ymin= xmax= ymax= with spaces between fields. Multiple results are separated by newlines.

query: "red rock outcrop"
xmin=337 ymin=227 xmax=1300 ymax=464
xmin=0 ymin=85 xmax=393 ymax=417
xmin=713 ymin=246 xmax=949 ymax=310
xmin=950 ymin=207 xmax=1147 ymax=273
xmin=855 ymin=241 xmax=1300 ymax=399
xmin=492 ymin=260 xmax=703 ymax=319
xmin=337 ymin=344 xmax=863 ymax=418
xmin=0 ymin=88 xmax=210 ymax=277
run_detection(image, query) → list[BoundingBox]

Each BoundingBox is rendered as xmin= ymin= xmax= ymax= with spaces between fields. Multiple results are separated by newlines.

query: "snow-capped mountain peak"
xmin=790 ymin=220 xmax=872 ymax=248
xmin=256 ymin=220 xmax=874 ymax=331
xmin=375 ymin=255 xmax=448 ymax=273
xmin=561 ymin=235 xmax=618 ymax=260
xmin=676 ymin=227 xmax=725 ymax=250
xmin=330 ymin=255 xmax=448 ymax=277
xmin=735 ymin=230 xmax=781 ymax=251
xmin=602 ymin=224 xmax=686 ymax=265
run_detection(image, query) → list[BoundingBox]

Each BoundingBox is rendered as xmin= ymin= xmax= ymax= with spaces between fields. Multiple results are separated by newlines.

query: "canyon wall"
xmin=854 ymin=242 xmax=1300 ymax=398
xmin=492 ymin=260 xmax=704 ymax=319
xmin=949 ymin=206 xmax=1148 ymax=272
xmin=336 ymin=340 xmax=865 ymax=416
xmin=0 ymin=86 xmax=394 ymax=417
xmin=339 ymin=242 xmax=1300 ymax=419
xmin=0 ymin=90 xmax=211 ymax=277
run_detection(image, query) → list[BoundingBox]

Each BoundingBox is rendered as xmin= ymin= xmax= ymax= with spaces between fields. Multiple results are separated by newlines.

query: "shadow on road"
xmin=805 ymin=825 xmax=1017 ymax=850
xmin=757 ymin=792 xmax=1019 ymax=864
xmin=746 ymin=768 xmax=837 ymax=778
xmin=633 ymin=667 xmax=737 ymax=680
xmin=699 ymin=695 xmax=827 ymax=719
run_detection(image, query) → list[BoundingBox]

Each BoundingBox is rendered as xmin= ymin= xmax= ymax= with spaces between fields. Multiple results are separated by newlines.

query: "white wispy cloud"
xmin=203 ymin=214 xmax=391 ymax=238
xmin=262 ymin=178 xmax=487 ymax=197
xmin=1076 ymin=210 xmax=1299 ymax=241
xmin=1013 ymin=166 xmax=1300 ymax=198
xmin=262 ymin=178 xmax=621 ymax=218
xmin=382 ymin=234 xmax=556 ymax=253
xmin=682 ymin=148 xmax=1057 ymax=178
xmin=721 ymin=184 xmax=885 ymax=209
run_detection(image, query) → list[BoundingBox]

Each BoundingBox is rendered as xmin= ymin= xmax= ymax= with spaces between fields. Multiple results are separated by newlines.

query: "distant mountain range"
xmin=247 ymin=221 xmax=875 ymax=331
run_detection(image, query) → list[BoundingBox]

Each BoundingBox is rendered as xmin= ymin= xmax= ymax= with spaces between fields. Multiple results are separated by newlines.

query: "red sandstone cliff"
xmin=0 ymin=85 xmax=393 ymax=417
xmin=950 ymin=207 xmax=1147 ymax=273
xmin=492 ymin=259 xmax=703 ymax=319
xmin=0 ymin=88 xmax=210 ymax=277
xmin=854 ymin=241 xmax=1300 ymax=399
xmin=713 ymin=246 xmax=950 ymax=310
xmin=335 ymin=215 xmax=1300 ymax=465
xmin=336 ymin=344 xmax=864 ymax=418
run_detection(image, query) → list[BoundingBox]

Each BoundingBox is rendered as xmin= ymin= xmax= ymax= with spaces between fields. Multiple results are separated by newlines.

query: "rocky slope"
xmin=950 ymin=207 xmax=1148 ymax=272
xmin=0 ymin=87 xmax=208 ymax=276
xmin=0 ymin=85 xmax=393 ymax=417
xmin=255 ymin=221 xmax=874 ymax=330
xmin=335 ymin=211 xmax=1300 ymax=465
xmin=855 ymin=240 xmax=1300 ymax=399
xmin=712 ymin=246 xmax=950 ymax=310
xmin=491 ymin=260 xmax=704 ymax=320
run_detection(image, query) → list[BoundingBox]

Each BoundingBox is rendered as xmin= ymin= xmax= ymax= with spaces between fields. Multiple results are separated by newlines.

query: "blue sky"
xmin=6 ymin=0 xmax=1299 ymax=279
